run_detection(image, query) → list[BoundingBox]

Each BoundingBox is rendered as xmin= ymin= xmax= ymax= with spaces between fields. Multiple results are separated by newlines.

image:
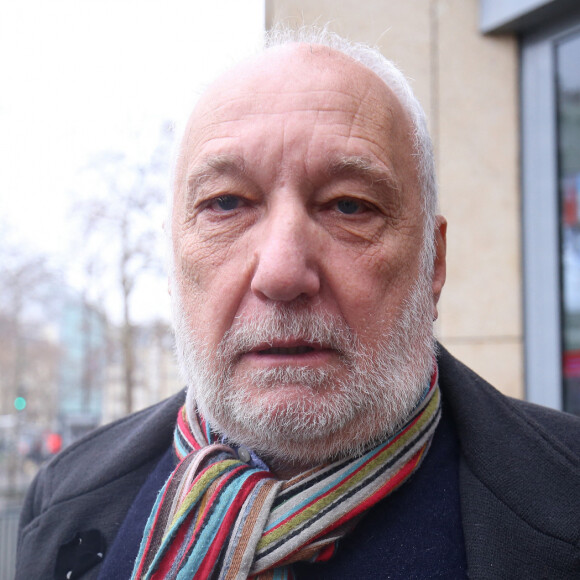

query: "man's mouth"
xmin=240 ymin=341 xmax=336 ymax=369
xmin=257 ymin=346 xmax=315 ymax=356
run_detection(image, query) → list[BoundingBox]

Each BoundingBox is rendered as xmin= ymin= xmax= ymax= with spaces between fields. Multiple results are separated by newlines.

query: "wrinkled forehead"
xmin=174 ymin=44 xmax=413 ymax=188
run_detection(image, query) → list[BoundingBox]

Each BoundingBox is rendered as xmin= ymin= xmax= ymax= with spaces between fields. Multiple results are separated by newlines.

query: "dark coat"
xmin=16 ymin=346 xmax=580 ymax=579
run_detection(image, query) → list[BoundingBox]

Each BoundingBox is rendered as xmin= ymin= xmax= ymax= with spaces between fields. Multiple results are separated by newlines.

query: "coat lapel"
xmin=438 ymin=346 xmax=580 ymax=578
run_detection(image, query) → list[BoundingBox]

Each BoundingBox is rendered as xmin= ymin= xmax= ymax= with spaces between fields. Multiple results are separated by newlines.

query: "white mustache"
xmin=217 ymin=308 xmax=355 ymax=360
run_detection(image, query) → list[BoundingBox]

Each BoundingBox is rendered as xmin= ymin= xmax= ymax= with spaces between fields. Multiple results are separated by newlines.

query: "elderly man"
xmin=17 ymin=30 xmax=580 ymax=579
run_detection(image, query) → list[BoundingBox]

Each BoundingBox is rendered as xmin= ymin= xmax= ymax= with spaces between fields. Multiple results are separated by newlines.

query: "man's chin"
xmin=202 ymin=390 xmax=356 ymax=437
xmin=193 ymin=384 xmax=382 ymax=466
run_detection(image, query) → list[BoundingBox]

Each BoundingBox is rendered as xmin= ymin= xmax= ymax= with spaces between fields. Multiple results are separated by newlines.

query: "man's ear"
xmin=431 ymin=215 xmax=447 ymax=320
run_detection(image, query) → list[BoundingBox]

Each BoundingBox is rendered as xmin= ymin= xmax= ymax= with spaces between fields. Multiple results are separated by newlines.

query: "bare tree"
xmin=72 ymin=122 xmax=174 ymax=414
xmin=0 ymin=237 xmax=60 ymax=418
xmin=0 ymin=233 xmax=62 ymax=492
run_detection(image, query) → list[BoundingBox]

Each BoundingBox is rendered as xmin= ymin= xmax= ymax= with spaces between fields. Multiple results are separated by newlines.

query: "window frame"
xmin=521 ymin=17 xmax=580 ymax=410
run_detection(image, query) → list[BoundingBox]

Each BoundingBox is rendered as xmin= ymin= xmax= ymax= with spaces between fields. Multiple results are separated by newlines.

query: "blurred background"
xmin=1 ymin=1 xmax=579 ymax=577
xmin=0 ymin=1 xmax=263 ymax=576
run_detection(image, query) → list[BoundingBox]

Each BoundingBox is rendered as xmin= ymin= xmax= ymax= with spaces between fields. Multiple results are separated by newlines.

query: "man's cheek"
xmin=177 ymin=238 xmax=228 ymax=290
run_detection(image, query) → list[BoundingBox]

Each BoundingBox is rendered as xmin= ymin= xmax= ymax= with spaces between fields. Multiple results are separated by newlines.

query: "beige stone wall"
xmin=266 ymin=0 xmax=523 ymax=398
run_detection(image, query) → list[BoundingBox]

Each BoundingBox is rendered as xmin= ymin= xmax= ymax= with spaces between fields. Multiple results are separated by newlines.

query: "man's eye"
xmin=211 ymin=195 xmax=241 ymax=211
xmin=336 ymin=198 xmax=364 ymax=215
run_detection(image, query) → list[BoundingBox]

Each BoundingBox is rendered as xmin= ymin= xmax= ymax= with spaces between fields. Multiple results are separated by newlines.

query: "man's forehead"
xmin=173 ymin=43 xmax=416 ymax=197
xmin=187 ymin=43 xmax=399 ymax=128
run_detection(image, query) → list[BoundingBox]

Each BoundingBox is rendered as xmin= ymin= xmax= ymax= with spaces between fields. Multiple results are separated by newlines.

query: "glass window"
xmin=557 ymin=33 xmax=580 ymax=414
xmin=521 ymin=16 xmax=580 ymax=414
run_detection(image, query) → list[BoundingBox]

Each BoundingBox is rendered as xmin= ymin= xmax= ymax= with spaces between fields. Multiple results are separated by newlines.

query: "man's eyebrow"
xmin=327 ymin=156 xmax=401 ymax=192
xmin=186 ymin=155 xmax=246 ymax=194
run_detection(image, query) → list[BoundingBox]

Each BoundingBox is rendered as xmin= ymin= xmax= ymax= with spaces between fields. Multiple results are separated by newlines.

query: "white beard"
xmin=171 ymin=271 xmax=435 ymax=467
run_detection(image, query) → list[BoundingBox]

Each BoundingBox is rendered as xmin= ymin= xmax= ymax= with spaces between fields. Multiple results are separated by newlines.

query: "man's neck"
xmin=268 ymin=458 xmax=321 ymax=480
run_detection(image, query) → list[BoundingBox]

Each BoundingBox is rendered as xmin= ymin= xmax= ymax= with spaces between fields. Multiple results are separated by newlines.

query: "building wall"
xmin=265 ymin=0 xmax=523 ymax=398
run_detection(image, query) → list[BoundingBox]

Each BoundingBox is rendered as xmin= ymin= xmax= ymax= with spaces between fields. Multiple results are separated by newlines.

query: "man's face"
xmin=171 ymin=45 xmax=446 ymax=470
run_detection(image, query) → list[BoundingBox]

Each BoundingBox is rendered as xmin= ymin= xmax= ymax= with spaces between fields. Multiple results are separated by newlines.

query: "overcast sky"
xmin=0 ymin=0 xmax=264 ymax=321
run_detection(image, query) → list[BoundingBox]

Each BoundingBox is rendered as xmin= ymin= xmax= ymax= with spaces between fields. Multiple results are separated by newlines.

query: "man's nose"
xmin=250 ymin=204 xmax=321 ymax=302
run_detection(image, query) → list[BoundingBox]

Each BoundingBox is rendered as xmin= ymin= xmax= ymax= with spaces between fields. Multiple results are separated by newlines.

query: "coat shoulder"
xmin=20 ymin=389 xmax=185 ymax=527
xmin=437 ymin=343 xmax=580 ymax=462
xmin=507 ymin=397 xmax=580 ymax=459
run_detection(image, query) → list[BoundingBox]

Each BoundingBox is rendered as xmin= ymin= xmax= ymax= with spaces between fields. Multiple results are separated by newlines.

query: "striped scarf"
xmin=131 ymin=373 xmax=441 ymax=579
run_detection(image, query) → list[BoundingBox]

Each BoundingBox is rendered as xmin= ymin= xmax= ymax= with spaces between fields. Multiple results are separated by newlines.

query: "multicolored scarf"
xmin=131 ymin=372 xmax=441 ymax=579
